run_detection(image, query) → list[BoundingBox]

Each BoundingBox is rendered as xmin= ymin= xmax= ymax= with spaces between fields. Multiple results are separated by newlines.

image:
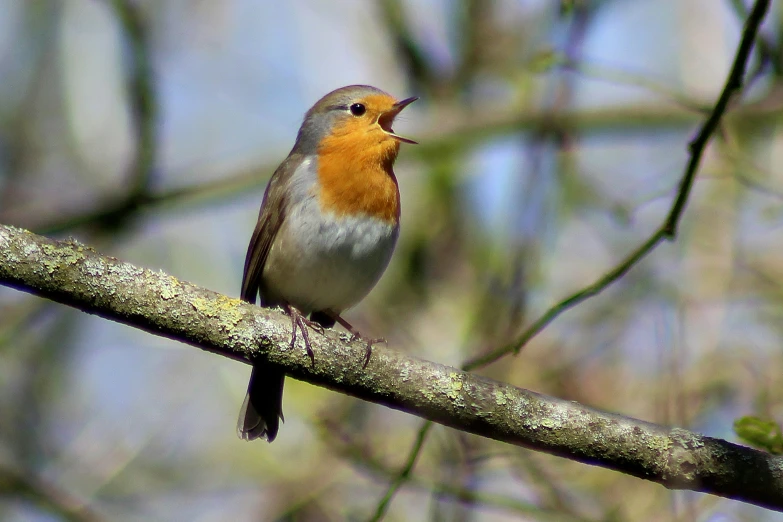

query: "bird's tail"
xmin=237 ymin=363 xmax=285 ymax=442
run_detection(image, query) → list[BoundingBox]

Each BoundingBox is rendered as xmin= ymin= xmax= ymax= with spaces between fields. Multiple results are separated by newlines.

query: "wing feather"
xmin=240 ymin=153 xmax=303 ymax=304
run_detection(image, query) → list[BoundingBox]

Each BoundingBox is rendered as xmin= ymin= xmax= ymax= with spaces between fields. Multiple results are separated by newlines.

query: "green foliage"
xmin=733 ymin=416 xmax=783 ymax=455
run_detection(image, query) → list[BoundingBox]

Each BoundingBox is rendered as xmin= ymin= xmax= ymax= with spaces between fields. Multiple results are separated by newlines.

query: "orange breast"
xmin=316 ymin=119 xmax=401 ymax=223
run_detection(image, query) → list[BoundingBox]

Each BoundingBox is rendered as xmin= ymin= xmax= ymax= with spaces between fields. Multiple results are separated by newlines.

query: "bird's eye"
xmin=349 ymin=103 xmax=366 ymax=116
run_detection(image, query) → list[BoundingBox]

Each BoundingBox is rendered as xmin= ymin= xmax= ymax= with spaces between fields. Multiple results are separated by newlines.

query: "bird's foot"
xmin=357 ymin=336 xmax=385 ymax=368
xmin=329 ymin=313 xmax=385 ymax=368
xmin=283 ymin=304 xmax=325 ymax=366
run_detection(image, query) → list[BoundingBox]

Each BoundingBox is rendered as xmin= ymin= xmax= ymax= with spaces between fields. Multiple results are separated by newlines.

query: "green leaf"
xmin=733 ymin=416 xmax=783 ymax=455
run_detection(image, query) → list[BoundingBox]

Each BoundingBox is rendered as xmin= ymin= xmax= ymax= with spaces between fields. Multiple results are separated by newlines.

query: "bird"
xmin=238 ymin=85 xmax=417 ymax=442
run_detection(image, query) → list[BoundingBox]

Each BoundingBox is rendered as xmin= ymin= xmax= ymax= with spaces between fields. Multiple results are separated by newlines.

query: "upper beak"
xmin=379 ymin=96 xmax=418 ymax=144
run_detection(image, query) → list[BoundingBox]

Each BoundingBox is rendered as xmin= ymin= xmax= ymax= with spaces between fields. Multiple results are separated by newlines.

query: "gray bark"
xmin=1 ymin=223 xmax=782 ymax=511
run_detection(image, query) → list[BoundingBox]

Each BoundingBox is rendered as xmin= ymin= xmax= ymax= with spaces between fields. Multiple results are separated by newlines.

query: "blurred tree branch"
xmin=377 ymin=0 xmax=436 ymax=95
xmin=0 ymin=464 xmax=104 ymax=522
xmin=10 ymin=99 xmax=780 ymax=236
xmin=463 ymin=0 xmax=771 ymax=370
xmin=379 ymin=2 xmax=772 ymax=516
xmin=109 ymin=0 xmax=157 ymax=200
xmin=23 ymin=0 xmax=160 ymax=236
xmin=2 ymin=223 xmax=783 ymax=513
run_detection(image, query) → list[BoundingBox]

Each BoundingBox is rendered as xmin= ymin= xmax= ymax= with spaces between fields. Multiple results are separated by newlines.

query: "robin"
xmin=238 ymin=85 xmax=417 ymax=442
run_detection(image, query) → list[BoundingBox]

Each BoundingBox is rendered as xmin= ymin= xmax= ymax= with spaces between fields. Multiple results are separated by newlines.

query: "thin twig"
xmin=3 ymin=224 xmax=783 ymax=512
xmin=462 ymin=0 xmax=770 ymax=370
xmin=367 ymin=422 xmax=433 ymax=522
xmin=372 ymin=0 xmax=772 ymax=517
xmin=663 ymin=0 xmax=768 ymax=237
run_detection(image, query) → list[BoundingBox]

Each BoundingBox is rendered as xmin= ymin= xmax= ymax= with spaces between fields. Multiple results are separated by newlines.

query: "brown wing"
xmin=240 ymin=153 xmax=303 ymax=304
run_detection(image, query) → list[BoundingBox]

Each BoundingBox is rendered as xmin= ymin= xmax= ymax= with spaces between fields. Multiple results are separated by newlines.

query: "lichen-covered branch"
xmin=1 ymin=223 xmax=782 ymax=512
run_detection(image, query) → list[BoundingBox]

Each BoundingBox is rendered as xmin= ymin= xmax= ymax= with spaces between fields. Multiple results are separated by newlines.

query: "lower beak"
xmin=379 ymin=96 xmax=418 ymax=144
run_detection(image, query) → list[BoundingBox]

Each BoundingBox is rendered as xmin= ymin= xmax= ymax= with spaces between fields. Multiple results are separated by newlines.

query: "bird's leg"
xmin=327 ymin=312 xmax=385 ymax=368
xmin=303 ymin=318 xmax=325 ymax=335
xmin=283 ymin=304 xmax=319 ymax=366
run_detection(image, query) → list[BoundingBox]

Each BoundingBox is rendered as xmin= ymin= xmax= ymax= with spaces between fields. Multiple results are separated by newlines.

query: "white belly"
xmin=262 ymin=201 xmax=398 ymax=314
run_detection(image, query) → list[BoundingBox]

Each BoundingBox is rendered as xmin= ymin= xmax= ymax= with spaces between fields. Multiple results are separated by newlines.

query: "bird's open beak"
xmin=379 ymin=96 xmax=418 ymax=144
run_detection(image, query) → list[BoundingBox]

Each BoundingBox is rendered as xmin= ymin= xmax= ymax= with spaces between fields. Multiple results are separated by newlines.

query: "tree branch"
xmin=1 ymin=223 xmax=783 ymax=512
xmin=462 ymin=0 xmax=771 ymax=370
xmin=662 ymin=0 xmax=770 ymax=237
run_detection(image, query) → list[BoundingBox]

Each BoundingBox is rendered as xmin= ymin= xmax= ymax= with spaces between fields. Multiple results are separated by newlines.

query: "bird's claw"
xmin=349 ymin=336 xmax=384 ymax=369
xmin=284 ymin=305 xmax=321 ymax=367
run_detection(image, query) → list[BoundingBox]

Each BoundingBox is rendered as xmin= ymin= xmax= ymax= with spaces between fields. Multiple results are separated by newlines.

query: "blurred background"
xmin=1 ymin=0 xmax=782 ymax=520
